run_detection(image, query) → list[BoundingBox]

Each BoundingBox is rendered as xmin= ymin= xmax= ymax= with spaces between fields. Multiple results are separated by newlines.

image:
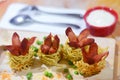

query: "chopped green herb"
xmin=34 ymin=48 xmax=38 ymax=52
xmin=64 ymin=68 xmax=69 ymax=73
xmin=26 ymin=72 xmax=33 ymax=80
xmin=68 ymin=60 xmax=73 ymax=65
xmin=74 ymin=71 xmax=79 ymax=75
xmin=66 ymin=74 xmax=73 ymax=80
xmin=36 ymin=40 xmax=43 ymax=45
xmin=60 ymin=44 xmax=63 ymax=47
xmin=72 ymin=65 xmax=77 ymax=69
xmin=67 ymin=60 xmax=77 ymax=69
xmin=44 ymin=71 xmax=53 ymax=78
xmin=43 ymin=36 xmax=46 ymax=40
xmin=34 ymin=53 xmax=38 ymax=57
xmin=80 ymin=72 xmax=84 ymax=75
xmin=31 ymin=46 xmax=38 ymax=52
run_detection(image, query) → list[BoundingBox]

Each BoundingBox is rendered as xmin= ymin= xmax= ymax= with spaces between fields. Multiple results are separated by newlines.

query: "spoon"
xmin=20 ymin=5 xmax=83 ymax=18
xmin=10 ymin=14 xmax=81 ymax=29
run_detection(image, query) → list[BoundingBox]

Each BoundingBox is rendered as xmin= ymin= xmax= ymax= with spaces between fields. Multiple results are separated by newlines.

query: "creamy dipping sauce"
xmin=86 ymin=10 xmax=115 ymax=27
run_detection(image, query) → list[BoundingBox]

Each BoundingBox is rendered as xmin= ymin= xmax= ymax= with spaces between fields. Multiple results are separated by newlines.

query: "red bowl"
xmin=84 ymin=6 xmax=118 ymax=37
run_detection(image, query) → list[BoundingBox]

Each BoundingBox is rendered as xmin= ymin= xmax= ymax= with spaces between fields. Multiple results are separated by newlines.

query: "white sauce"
xmin=86 ymin=10 xmax=115 ymax=27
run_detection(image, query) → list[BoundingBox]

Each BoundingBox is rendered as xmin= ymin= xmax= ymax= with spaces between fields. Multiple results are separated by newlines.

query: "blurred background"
xmin=0 ymin=0 xmax=120 ymax=35
xmin=0 ymin=0 xmax=120 ymax=20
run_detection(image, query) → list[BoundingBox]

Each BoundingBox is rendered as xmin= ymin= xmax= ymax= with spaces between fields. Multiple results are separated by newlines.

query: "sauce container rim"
xmin=83 ymin=6 xmax=118 ymax=28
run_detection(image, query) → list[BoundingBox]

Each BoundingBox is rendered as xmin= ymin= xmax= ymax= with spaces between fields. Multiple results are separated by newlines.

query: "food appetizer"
xmin=37 ymin=33 xmax=61 ymax=66
xmin=4 ymin=32 xmax=36 ymax=71
xmin=0 ymin=28 xmax=111 ymax=79
xmin=74 ymin=42 xmax=109 ymax=77
xmin=62 ymin=27 xmax=109 ymax=77
xmin=62 ymin=27 xmax=94 ymax=62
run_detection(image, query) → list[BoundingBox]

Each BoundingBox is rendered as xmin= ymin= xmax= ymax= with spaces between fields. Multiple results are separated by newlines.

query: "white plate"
xmin=0 ymin=29 xmax=116 ymax=80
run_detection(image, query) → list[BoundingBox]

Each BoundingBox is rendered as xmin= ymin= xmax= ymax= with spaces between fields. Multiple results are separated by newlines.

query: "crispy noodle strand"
xmin=61 ymin=41 xmax=83 ymax=62
xmin=38 ymin=47 xmax=61 ymax=66
xmin=7 ymin=48 xmax=35 ymax=71
xmin=74 ymin=46 xmax=108 ymax=77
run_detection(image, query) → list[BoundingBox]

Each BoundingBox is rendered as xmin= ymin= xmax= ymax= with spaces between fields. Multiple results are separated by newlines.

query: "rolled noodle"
xmin=74 ymin=46 xmax=108 ymax=77
xmin=61 ymin=42 xmax=83 ymax=62
xmin=7 ymin=48 xmax=35 ymax=71
xmin=74 ymin=59 xmax=105 ymax=77
xmin=38 ymin=48 xmax=61 ymax=66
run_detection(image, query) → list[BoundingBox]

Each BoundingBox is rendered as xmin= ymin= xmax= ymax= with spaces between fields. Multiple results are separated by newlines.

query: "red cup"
xmin=84 ymin=6 xmax=118 ymax=37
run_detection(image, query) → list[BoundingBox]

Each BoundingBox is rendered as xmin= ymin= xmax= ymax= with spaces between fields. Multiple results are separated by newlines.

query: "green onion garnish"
xmin=44 ymin=71 xmax=53 ymax=78
xmin=74 ymin=71 xmax=79 ymax=75
xmin=31 ymin=46 xmax=38 ymax=52
xmin=64 ymin=68 xmax=69 ymax=73
xmin=36 ymin=40 xmax=43 ymax=45
xmin=43 ymin=36 xmax=46 ymax=40
xmin=60 ymin=44 xmax=63 ymax=47
xmin=72 ymin=65 xmax=77 ymax=69
xmin=80 ymin=72 xmax=84 ymax=75
xmin=68 ymin=60 xmax=73 ymax=65
xmin=66 ymin=74 xmax=73 ymax=80
xmin=34 ymin=53 xmax=38 ymax=57
xmin=26 ymin=72 xmax=33 ymax=80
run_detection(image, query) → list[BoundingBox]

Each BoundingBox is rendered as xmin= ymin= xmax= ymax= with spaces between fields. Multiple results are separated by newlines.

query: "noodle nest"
xmin=74 ymin=59 xmax=106 ymax=77
xmin=7 ymin=48 xmax=35 ymax=71
xmin=74 ymin=46 xmax=108 ymax=77
xmin=37 ymin=47 xmax=61 ymax=66
xmin=61 ymin=42 xmax=83 ymax=62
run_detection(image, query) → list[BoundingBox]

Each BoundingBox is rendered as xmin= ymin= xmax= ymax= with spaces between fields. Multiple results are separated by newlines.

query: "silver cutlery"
xmin=10 ymin=14 xmax=81 ymax=29
xmin=20 ymin=5 xmax=83 ymax=18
